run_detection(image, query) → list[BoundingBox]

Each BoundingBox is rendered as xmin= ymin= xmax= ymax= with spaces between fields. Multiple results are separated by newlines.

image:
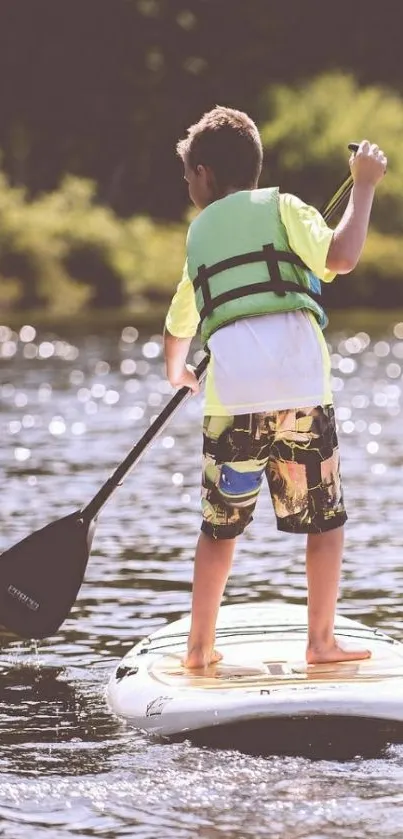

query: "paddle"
xmin=320 ymin=142 xmax=357 ymax=220
xmin=0 ymin=146 xmax=358 ymax=640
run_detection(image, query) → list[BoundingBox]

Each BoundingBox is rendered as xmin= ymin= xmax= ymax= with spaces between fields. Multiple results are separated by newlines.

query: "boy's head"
xmin=177 ymin=106 xmax=263 ymax=209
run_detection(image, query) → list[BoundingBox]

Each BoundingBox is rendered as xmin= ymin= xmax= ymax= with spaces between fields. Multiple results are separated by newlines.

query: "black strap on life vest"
xmin=193 ymin=243 xmax=323 ymax=322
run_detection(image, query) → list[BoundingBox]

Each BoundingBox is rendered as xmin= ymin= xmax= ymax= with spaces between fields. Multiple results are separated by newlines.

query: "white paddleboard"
xmin=107 ymin=603 xmax=403 ymax=750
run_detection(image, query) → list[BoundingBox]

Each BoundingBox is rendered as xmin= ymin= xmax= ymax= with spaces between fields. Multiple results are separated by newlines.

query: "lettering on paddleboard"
xmin=146 ymin=696 xmax=173 ymax=717
xmin=7 ymin=585 xmax=39 ymax=612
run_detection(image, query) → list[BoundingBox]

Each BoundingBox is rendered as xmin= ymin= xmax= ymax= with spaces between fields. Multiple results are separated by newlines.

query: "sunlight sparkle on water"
xmin=91 ymin=383 xmax=106 ymax=399
xmin=331 ymin=376 xmax=344 ymax=391
xmin=374 ymin=393 xmax=388 ymax=407
xmin=355 ymin=419 xmax=367 ymax=432
xmin=120 ymin=358 xmax=137 ymax=375
xmin=339 ymin=357 xmax=356 ymax=374
xmin=22 ymin=415 xmax=36 ymax=429
xmin=104 ymin=390 xmax=120 ymax=405
xmin=49 ymin=417 xmax=66 ymax=435
xmin=14 ymin=447 xmax=31 ymax=461
xmin=15 ymin=392 xmax=28 ymax=407
xmin=38 ymin=341 xmax=55 ymax=359
xmin=371 ymin=462 xmax=387 ymax=474
xmin=9 ymin=421 xmax=21 ymax=434
xmin=124 ymin=406 xmax=144 ymax=421
xmin=335 ymin=406 xmax=351 ymax=420
xmin=120 ymin=326 xmax=139 ymax=343
xmin=71 ymin=422 xmax=86 ymax=435
xmin=387 ymin=363 xmax=401 ymax=378
xmin=142 ymin=341 xmax=160 ymax=359
xmin=172 ymin=472 xmax=184 ymax=486
xmin=374 ymin=341 xmax=390 ymax=357
xmin=1 ymin=341 xmax=17 ymax=358
xmin=19 ymin=325 xmax=36 ymax=342
xmin=94 ymin=360 xmax=110 ymax=376
xmin=77 ymin=387 xmax=91 ymax=402
xmin=342 ymin=421 xmax=355 ymax=434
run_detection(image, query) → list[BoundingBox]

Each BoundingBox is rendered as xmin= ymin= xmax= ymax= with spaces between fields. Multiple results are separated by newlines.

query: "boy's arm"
xmin=163 ymin=260 xmax=200 ymax=393
xmin=326 ymin=140 xmax=387 ymax=274
xmin=163 ymin=330 xmax=199 ymax=393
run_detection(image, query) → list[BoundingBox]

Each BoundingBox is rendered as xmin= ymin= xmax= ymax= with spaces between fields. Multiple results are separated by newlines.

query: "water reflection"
xmin=0 ymin=663 xmax=122 ymax=776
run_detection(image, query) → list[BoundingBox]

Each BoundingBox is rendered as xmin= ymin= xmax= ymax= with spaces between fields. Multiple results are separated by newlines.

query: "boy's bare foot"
xmin=184 ymin=646 xmax=223 ymax=669
xmin=306 ymin=641 xmax=372 ymax=665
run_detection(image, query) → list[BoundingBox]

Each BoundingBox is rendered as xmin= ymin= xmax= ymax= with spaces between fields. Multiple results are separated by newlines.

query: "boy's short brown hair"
xmin=177 ymin=106 xmax=263 ymax=192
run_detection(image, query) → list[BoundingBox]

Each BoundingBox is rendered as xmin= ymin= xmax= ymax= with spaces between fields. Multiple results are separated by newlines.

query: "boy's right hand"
xmin=169 ymin=364 xmax=200 ymax=394
xmin=350 ymin=140 xmax=387 ymax=188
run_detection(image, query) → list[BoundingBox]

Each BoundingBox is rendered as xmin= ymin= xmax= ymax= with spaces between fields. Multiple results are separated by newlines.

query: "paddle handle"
xmin=320 ymin=142 xmax=358 ymax=221
xmin=81 ymin=354 xmax=210 ymax=521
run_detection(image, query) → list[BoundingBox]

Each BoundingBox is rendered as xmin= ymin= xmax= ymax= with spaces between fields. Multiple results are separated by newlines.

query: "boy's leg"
xmin=185 ymin=532 xmax=236 ymax=668
xmin=267 ymin=405 xmax=370 ymax=664
xmin=185 ymin=413 xmax=269 ymax=669
xmin=305 ymin=526 xmax=370 ymax=664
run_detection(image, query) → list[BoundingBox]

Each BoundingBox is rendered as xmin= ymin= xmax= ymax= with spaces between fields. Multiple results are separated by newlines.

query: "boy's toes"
xmin=183 ymin=647 xmax=223 ymax=669
xmin=306 ymin=644 xmax=371 ymax=665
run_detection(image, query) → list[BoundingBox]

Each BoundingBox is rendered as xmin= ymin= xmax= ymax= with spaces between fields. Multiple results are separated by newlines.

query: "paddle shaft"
xmin=81 ymin=354 xmax=209 ymax=521
xmin=81 ymin=156 xmax=357 ymax=523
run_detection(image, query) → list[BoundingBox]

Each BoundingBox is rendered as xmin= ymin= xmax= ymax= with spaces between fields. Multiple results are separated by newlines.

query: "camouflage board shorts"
xmin=201 ymin=406 xmax=347 ymax=539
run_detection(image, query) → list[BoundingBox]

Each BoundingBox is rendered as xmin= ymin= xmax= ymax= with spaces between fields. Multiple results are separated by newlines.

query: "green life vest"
xmin=186 ymin=187 xmax=327 ymax=345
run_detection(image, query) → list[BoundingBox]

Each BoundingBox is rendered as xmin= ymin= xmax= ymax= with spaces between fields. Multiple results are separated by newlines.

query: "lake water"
xmin=1 ymin=313 xmax=403 ymax=838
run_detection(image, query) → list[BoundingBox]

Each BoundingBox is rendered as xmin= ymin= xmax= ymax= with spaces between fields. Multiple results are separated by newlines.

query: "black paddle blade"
xmin=0 ymin=511 xmax=95 ymax=640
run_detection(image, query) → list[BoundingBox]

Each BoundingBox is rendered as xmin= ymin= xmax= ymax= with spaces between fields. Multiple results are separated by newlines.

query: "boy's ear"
xmin=197 ymin=163 xmax=216 ymax=183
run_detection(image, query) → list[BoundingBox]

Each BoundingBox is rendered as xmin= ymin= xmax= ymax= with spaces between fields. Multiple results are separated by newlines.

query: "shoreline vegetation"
xmin=0 ymin=74 xmax=402 ymax=318
xmin=2 ymin=308 xmax=403 ymax=341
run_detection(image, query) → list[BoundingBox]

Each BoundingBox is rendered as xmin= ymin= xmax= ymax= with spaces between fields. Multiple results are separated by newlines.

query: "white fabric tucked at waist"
xmin=204 ymin=310 xmax=331 ymax=416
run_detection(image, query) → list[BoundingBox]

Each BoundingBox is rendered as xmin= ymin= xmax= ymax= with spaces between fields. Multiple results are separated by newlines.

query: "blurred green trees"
xmin=1 ymin=0 xmax=401 ymax=219
xmin=0 ymin=173 xmax=187 ymax=314
xmin=0 ymin=71 xmax=402 ymax=314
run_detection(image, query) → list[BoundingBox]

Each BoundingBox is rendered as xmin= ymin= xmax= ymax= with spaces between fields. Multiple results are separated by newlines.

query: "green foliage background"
xmin=0 ymin=0 xmax=402 ymax=316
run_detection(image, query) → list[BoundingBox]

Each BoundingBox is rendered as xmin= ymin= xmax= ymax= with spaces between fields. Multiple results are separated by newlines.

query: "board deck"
xmin=107 ymin=603 xmax=403 ymax=753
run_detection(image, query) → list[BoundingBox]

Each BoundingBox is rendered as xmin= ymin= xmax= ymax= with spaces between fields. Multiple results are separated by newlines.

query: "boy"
xmin=164 ymin=106 xmax=386 ymax=669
